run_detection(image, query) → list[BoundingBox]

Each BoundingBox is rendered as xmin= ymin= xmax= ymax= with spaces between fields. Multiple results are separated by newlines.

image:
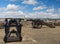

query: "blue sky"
xmin=0 ymin=0 xmax=60 ymax=18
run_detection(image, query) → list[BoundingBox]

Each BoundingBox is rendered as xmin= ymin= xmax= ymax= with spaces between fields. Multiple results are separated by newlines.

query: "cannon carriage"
xmin=32 ymin=19 xmax=55 ymax=28
xmin=32 ymin=19 xmax=42 ymax=28
xmin=4 ymin=18 xmax=22 ymax=42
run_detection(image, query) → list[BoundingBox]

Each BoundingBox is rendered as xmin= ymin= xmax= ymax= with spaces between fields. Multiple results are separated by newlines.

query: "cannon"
xmin=32 ymin=19 xmax=42 ymax=28
xmin=32 ymin=19 xmax=55 ymax=28
xmin=4 ymin=18 xmax=22 ymax=42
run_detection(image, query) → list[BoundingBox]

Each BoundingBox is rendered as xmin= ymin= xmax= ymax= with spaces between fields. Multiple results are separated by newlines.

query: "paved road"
xmin=0 ymin=26 xmax=60 ymax=44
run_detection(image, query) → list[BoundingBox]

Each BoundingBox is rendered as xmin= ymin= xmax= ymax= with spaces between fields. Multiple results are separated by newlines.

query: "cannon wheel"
xmin=38 ymin=23 xmax=42 ymax=28
xmin=49 ymin=23 xmax=55 ymax=28
xmin=32 ymin=22 xmax=42 ymax=28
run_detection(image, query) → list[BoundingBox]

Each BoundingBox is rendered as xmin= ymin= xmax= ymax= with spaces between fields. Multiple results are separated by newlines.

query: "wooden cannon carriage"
xmin=4 ymin=18 xmax=22 ymax=42
xmin=32 ymin=19 xmax=55 ymax=28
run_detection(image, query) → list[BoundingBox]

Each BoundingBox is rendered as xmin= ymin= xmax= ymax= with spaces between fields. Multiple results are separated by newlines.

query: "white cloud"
xmin=0 ymin=7 xmax=5 ymax=11
xmin=0 ymin=11 xmax=26 ymax=18
xmin=0 ymin=4 xmax=26 ymax=18
xmin=27 ymin=11 xmax=60 ymax=19
xmin=46 ymin=8 xmax=54 ymax=13
xmin=0 ymin=10 xmax=59 ymax=18
xmin=22 ymin=0 xmax=38 ymax=5
xmin=33 ymin=5 xmax=47 ymax=10
xmin=58 ymin=8 xmax=60 ymax=12
xmin=23 ymin=7 xmax=60 ymax=18
xmin=0 ymin=4 xmax=20 ymax=11
xmin=0 ymin=4 xmax=60 ymax=19
xmin=6 ymin=4 xmax=20 ymax=11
